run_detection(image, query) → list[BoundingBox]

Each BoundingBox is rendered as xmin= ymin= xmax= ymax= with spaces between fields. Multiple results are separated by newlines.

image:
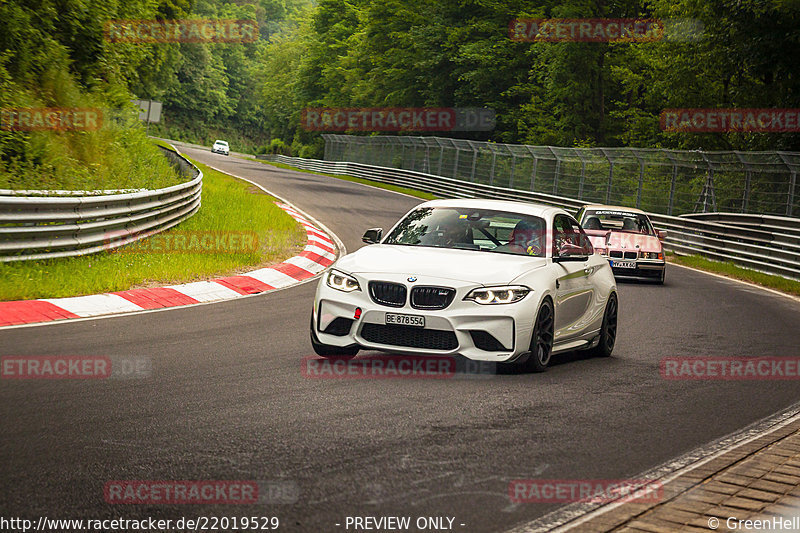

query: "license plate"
xmin=385 ymin=313 xmax=425 ymax=327
xmin=611 ymin=260 xmax=636 ymax=269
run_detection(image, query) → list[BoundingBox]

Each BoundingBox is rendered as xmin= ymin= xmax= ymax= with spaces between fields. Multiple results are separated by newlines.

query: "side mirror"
xmin=362 ymin=228 xmax=383 ymax=244
xmin=553 ymin=242 xmax=588 ymax=263
xmin=657 ymin=230 xmax=667 ymax=240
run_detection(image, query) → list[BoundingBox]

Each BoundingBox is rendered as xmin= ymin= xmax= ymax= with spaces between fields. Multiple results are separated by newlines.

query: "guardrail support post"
xmin=606 ymin=162 xmax=614 ymax=204
xmin=789 ymin=171 xmax=797 ymax=217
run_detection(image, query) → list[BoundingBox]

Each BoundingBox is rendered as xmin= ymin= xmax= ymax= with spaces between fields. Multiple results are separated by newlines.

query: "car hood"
xmin=585 ymin=230 xmax=662 ymax=251
xmin=335 ymin=244 xmax=547 ymax=284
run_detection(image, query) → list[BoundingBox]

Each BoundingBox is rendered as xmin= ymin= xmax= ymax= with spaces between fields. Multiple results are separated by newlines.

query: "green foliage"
xmin=4 ymin=0 xmax=799 ymax=176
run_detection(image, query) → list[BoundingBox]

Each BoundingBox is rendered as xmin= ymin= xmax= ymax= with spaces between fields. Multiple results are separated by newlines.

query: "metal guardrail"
xmin=259 ymin=154 xmax=800 ymax=280
xmin=0 ymin=146 xmax=202 ymax=262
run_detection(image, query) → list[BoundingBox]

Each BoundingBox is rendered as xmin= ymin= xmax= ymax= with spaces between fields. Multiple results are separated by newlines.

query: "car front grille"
xmin=609 ymin=250 xmax=623 ymax=258
xmin=368 ymin=281 xmax=407 ymax=307
xmin=360 ymin=323 xmax=458 ymax=350
xmin=624 ymin=251 xmax=638 ymax=259
xmin=410 ymin=286 xmax=455 ymax=310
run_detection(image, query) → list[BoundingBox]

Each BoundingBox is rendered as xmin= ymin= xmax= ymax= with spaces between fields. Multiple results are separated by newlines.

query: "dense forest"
xmin=1 ymin=0 xmax=799 ymax=176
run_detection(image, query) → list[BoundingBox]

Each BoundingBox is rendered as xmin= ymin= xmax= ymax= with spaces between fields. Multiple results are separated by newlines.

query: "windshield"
xmin=384 ymin=207 xmax=547 ymax=257
xmin=215 ymin=140 xmax=228 ymax=146
xmin=580 ymin=209 xmax=655 ymax=235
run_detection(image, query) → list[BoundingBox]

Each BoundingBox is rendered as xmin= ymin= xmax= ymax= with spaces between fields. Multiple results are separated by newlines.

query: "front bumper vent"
xmin=323 ymin=317 xmax=354 ymax=336
xmin=469 ymin=330 xmax=510 ymax=352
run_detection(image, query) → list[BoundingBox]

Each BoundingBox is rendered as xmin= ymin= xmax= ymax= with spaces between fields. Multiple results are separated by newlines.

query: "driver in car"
xmin=496 ymin=219 xmax=544 ymax=256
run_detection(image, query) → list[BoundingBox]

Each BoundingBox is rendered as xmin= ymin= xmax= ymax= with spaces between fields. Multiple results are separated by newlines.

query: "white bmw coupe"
xmin=310 ymin=199 xmax=618 ymax=372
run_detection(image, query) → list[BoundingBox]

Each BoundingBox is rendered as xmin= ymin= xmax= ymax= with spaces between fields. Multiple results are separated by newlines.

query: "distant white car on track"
xmin=310 ymin=199 xmax=618 ymax=372
xmin=211 ymin=139 xmax=229 ymax=155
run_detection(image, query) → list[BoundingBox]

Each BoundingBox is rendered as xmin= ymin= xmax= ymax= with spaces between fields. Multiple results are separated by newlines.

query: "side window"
xmin=554 ymin=215 xmax=591 ymax=255
xmin=571 ymin=219 xmax=594 ymax=255
xmin=575 ymin=207 xmax=585 ymax=224
xmin=552 ymin=215 xmax=573 ymax=255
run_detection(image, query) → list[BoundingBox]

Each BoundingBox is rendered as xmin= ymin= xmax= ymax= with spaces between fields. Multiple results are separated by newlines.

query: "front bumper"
xmin=606 ymin=258 xmax=665 ymax=280
xmin=313 ymin=276 xmax=536 ymax=362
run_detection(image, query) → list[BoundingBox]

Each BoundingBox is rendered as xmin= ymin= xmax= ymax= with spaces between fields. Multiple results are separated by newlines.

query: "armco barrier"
xmin=0 ymin=146 xmax=202 ymax=262
xmin=258 ymin=154 xmax=800 ymax=280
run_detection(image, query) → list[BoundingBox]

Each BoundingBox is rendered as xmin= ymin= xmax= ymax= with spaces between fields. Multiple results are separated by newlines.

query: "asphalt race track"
xmin=2 ymin=144 xmax=800 ymax=532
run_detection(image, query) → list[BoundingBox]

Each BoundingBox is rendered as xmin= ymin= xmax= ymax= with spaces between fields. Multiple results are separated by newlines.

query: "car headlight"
xmin=326 ymin=269 xmax=361 ymax=292
xmin=641 ymin=252 xmax=663 ymax=260
xmin=464 ymin=285 xmax=530 ymax=305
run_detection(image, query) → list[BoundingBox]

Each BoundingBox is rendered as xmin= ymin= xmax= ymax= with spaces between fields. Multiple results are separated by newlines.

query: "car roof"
xmin=416 ymin=198 xmax=570 ymax=219
xmin=582 ymin=204 xmax=647 ymax=215
xmin=214 ymin=140 xmax=228 ymax=144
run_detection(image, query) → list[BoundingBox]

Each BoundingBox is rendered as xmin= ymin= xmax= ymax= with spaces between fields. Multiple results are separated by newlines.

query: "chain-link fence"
xmin=322 ymin=134 xmax=800 ymax=217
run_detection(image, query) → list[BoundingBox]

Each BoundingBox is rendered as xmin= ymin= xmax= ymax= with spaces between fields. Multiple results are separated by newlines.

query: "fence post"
xmin=509 ymin=152 xmax=517 ymax=189
xmin=453 ymin=144 xmax=460 ymax=180
xmin=548 ymin=147 xmax=559 ymax=194
xmin=636 ymin=161 xmax=645 ymax=208
xmin=777 ymin=152 xmax=796 ymax=217
xmin=526 ymin=146 xmax=538 ymax=191
xmin=436 ymin=138 xmax=444 ymax=176
xmin=734 ymin=152 xmax=750 ymax=213
xmin=469 ymin=142 xmax=478 ymax=181
xmin=576 ymin=150 xmax=586 ymax=201
xmin=601 ymin=149 xmax=613 ymax=204
xmin=489 ymin=147 xmax=496 ymax=186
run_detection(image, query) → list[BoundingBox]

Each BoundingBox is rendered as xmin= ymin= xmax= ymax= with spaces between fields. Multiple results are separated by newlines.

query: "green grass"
xmin=668 ymin=253 xmax=800 ymax=297
xmin=0 ymin=117 xmax=183 ymax=191
xmin=248 ymin=157 xmax=437 ymax=201
xmin=0 ymin=151 xmax=307 ymax=301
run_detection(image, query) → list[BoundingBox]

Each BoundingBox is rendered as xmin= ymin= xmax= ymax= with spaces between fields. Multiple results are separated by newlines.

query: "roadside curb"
xmin=0 ymin=187 xmax=339 ymax=329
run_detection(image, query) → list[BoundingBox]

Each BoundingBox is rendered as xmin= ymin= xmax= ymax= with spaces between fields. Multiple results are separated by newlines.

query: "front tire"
xmin=310 ymin=315 xmax=359 ymax=358
xmin=588 ymin=292 xmax=617 ymax=358
xmin=520 ymin=298 xmax=555 ymax=373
